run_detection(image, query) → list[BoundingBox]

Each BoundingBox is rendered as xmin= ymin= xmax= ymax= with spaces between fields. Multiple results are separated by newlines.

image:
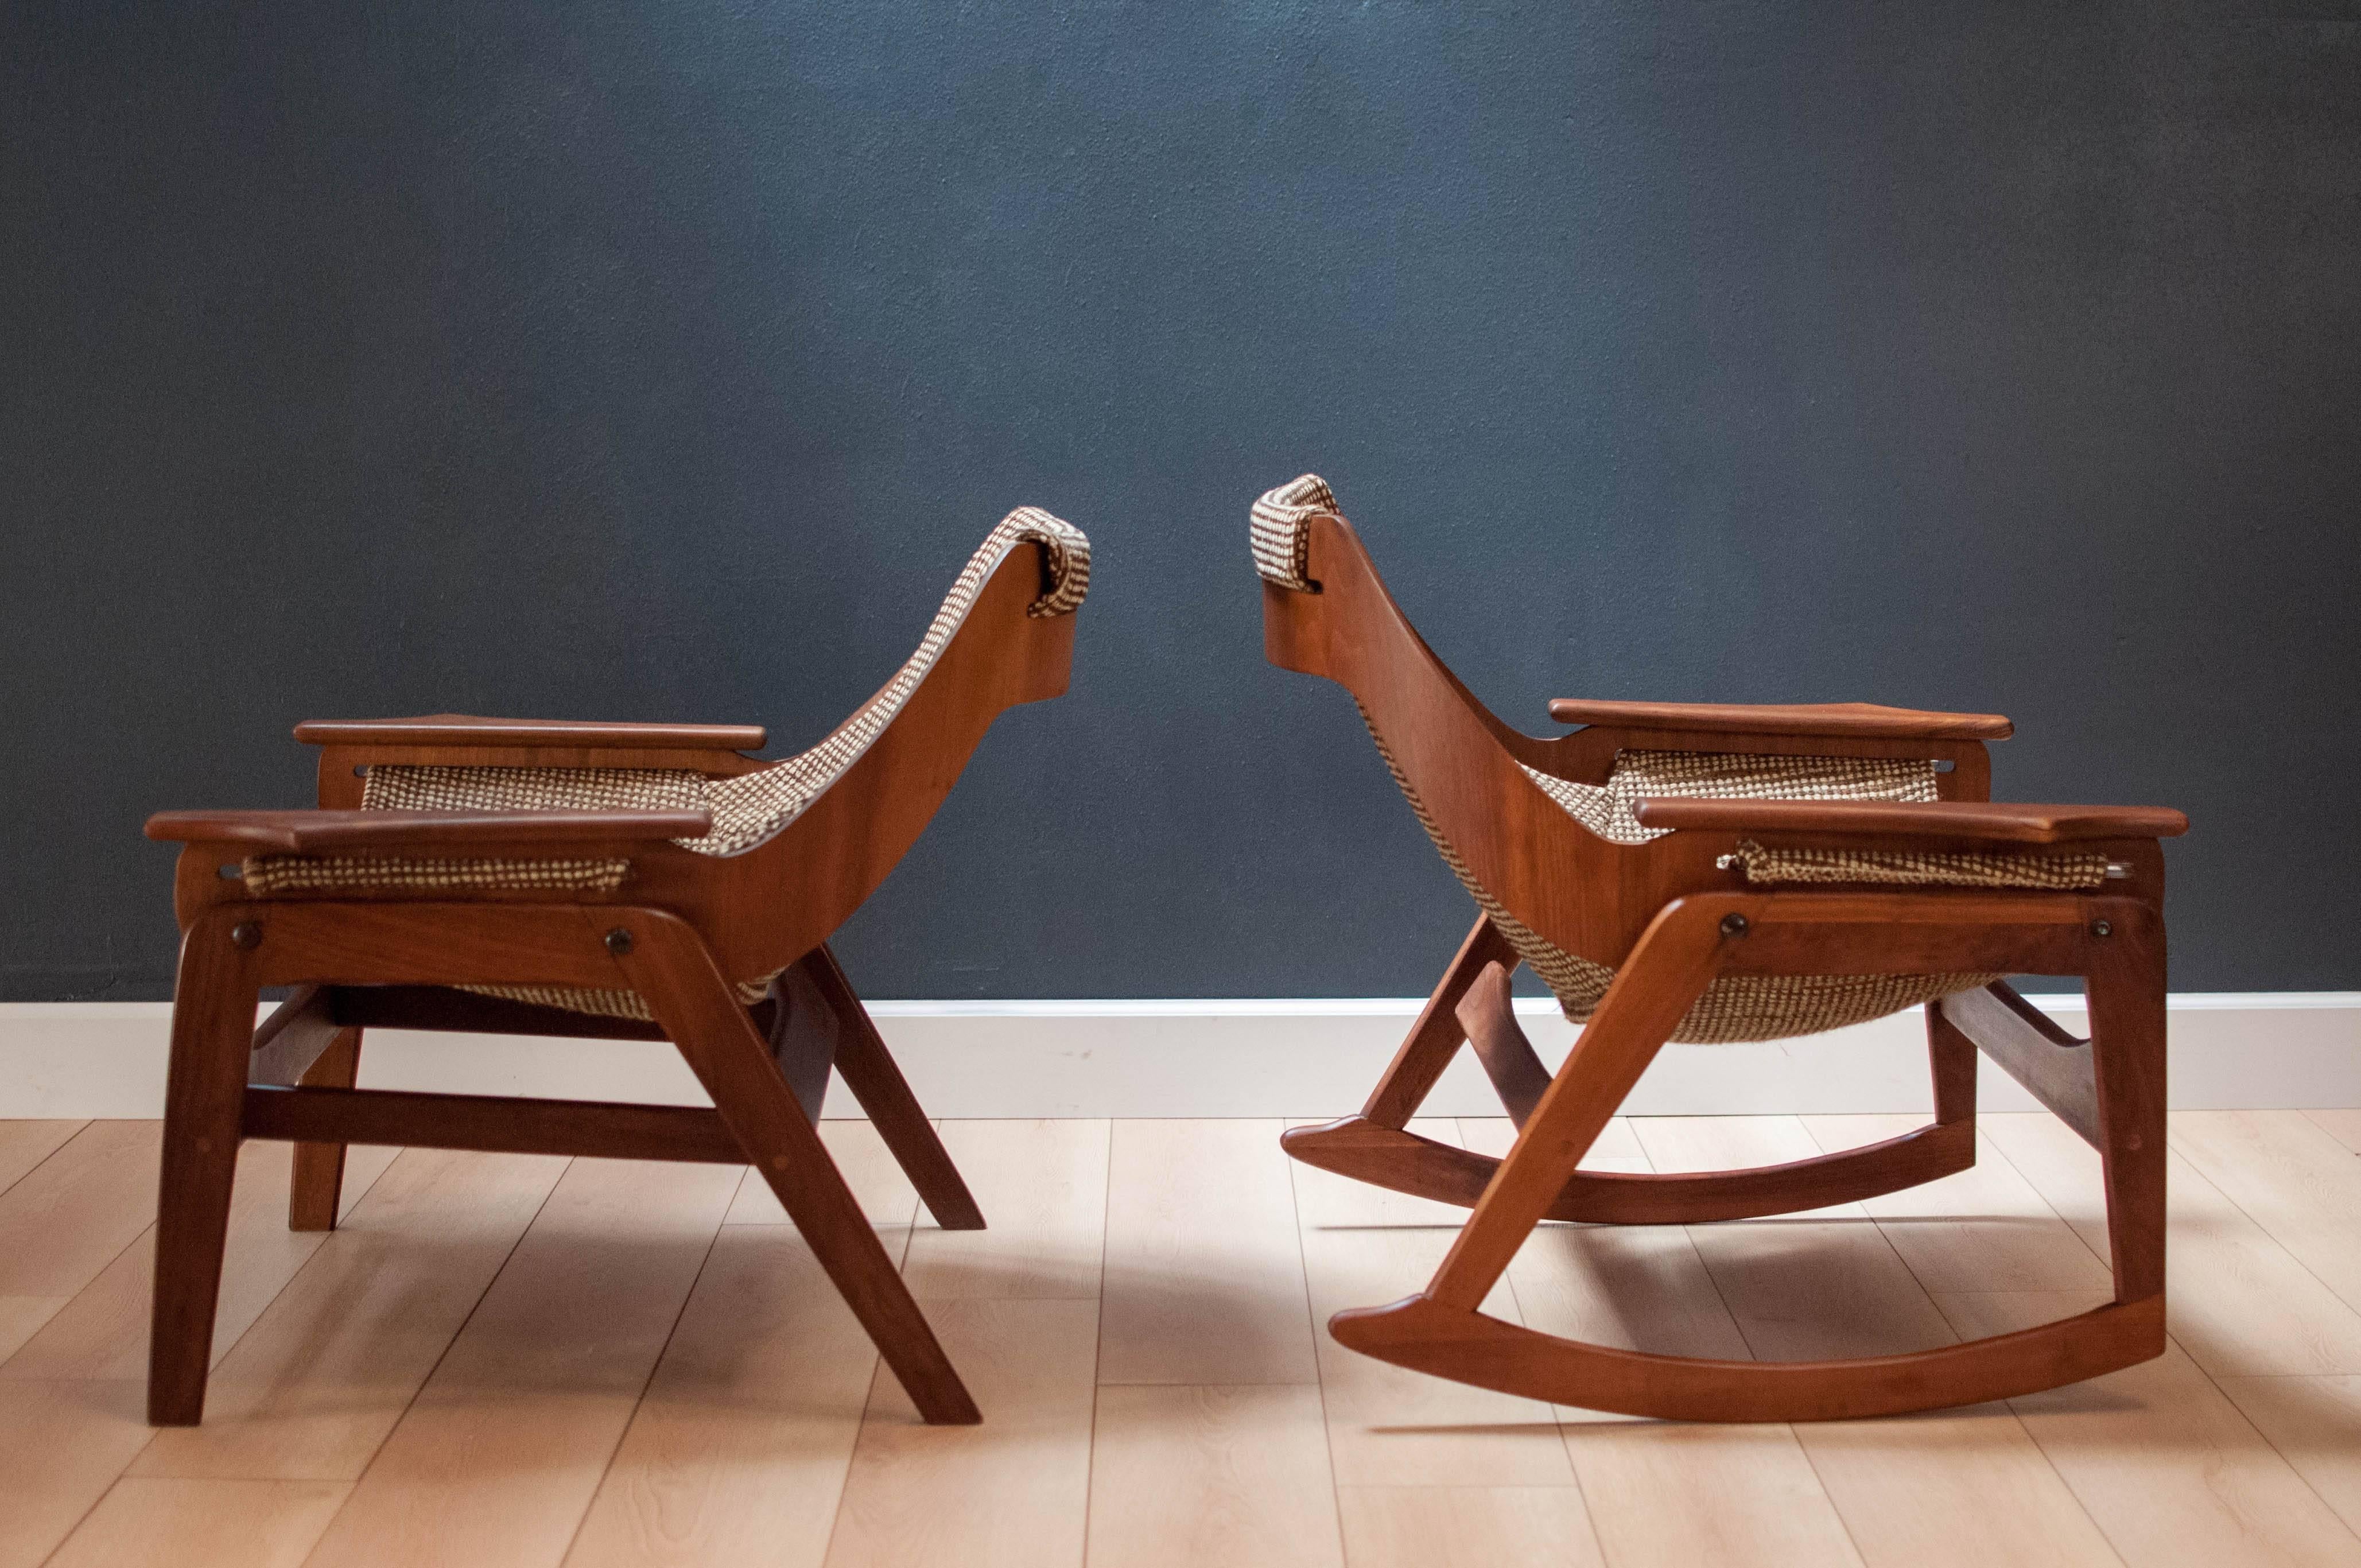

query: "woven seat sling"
xmin=240 ymin=508 xmax=1089 ymax=1021
xmin=1253 ymin=474 xmax=2106 ymax=1043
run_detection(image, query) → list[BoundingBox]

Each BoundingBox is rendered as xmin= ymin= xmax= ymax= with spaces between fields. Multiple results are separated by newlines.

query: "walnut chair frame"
xmin=145 ymin=520 xmax=1088 ymax=1428
xmin=1256 ymin=478 xmax=2186 ymax=1422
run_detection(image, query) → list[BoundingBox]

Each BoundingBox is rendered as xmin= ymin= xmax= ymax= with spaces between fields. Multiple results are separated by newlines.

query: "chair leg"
xmin=1364 ymin=913 xmax=1517 ymax=1128
xmin=2086 ymin=906 xmax=2169 ymax=1307
xmin=1458 ymin=961 xmax=1554 ymax=1127
xmin=150 ymin=911 xmax=266 ymax=1425
xmin=1926 ymin=995 xmax=1978 ymax=1129
xmin=616 ymin=915 xmax=981 ymax=1423
xmin=287 ymin=1027 xmax=363 ymax=1232
xmin=801 ymin=944 xmax=987 ymax=1232
xmin=1421 ymin=907 xmax=1730 ymax=1310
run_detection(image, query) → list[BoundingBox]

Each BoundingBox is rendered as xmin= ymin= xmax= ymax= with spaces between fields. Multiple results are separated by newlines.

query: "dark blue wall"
xmin=7 ymin=2 xmax=2358 ymax=1000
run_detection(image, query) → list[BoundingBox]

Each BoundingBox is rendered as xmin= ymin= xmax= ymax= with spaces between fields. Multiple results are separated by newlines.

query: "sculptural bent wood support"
xmin=1254 ymin=479 xmax=2179 ymax=1420
xmin=1323 ymin=892 xmax=2168 ymax=1422
xmin=145 ymin=530 xmax=1085 ymax=1429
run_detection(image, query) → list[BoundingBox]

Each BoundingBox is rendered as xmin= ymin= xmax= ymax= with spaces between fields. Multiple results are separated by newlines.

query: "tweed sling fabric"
xmin=240 ymin=856 xmax=630 ymax=898
xmin=255 ymin=510 xmax=1090 ymax=1021
xmin=1726 ymin=841 xmax=2111 ymax=891
xmin=362 ymin=766 xmax=708 ymax=817
xmin=1519 ymin=750 xmax=1941 ymax=847
xmin=1251 ymin=474 xmax=1338 ymax=590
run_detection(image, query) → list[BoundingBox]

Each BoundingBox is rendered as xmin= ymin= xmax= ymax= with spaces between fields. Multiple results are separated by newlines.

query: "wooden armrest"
xmin=1547 ymin=700 xmax=2013 ymax=742
xmin=1629 ymin=798 xmax=2187 ymax=845
xmin=145 ymin=806 xmax=713 ymax=852
xmin=292 ymin=713 xmax=767 ymax=751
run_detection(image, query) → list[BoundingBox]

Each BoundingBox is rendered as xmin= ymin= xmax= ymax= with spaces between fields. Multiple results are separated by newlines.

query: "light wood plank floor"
xmin=9 ymin=1111 xmax=2361 ymax=1566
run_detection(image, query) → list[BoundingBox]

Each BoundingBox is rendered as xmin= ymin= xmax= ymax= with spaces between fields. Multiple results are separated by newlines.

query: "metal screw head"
xmin=1719 ymin=913 xmax=1750 ymax=938
xmin=2090 ymin=919 xmax=2114 ymax=939
xmin=604 ymin=927 xmax=635 ymax=956
xmin=229 ymin=921 xmax=262 ymax=950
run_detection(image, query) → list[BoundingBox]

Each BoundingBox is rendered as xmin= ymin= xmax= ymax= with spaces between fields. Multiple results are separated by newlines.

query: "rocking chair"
xmin=143 ymin=507 xmax=1090 ymax=1427
xmin=1252 ymin=475 xmax=2185 ymax=1422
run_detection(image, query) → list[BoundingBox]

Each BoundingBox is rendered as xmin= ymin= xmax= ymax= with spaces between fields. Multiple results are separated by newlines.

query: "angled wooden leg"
xmin=287 ymin=1028 xmax=363 ymax=1231
xmin=1457 ymin=961 xmax=1552 ymax=1127
xmin=2086 ymin=905 xmax=2169 ymax=1310
xmin=1366 ymin=913 xmax=1516 ymax=1128
xmin=800 ymin=944 xmax=985 ymax=1231
xmin=616 ymin=914 xmax=980 ymax=1423
xmin=1927 ymin=992 xmax=1978 ymax=1129
xmin=1420 ymin=903 xmax=1731 ymax=1310
xmin=1283 ymin=914 xmax=1516 ymax=1174
xmin=150 ymin=909 xmax=266 ymax=1425
xmin=763 ymin=964 xmax=839 ymax=1128
xmin=246 ymin=985 xmax=364 ymax=1232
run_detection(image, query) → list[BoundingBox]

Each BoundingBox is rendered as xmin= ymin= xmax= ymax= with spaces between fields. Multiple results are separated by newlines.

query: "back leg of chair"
xmin=150 ymin=910 xmax=267 ymax=1425
xmin=617 ymin=914 xmax=980 ymax=1423
xmin=287 ymin=1026 xmax=363 ymax=1231
xmin=1364 ymin=914 xmax=1518 ymax=1128
xmin=801 ymin=945 xmax=986 ymax=1231
xmin=1926 ymin=996 xmax=1978 ymax=1131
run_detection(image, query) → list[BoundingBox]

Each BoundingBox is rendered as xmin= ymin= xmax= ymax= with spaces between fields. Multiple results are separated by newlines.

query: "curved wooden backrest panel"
xmin=1263 ymin=510 xmax=1734 ymax=967
xmin=690 ymin=537 xmax=1078 ymax=976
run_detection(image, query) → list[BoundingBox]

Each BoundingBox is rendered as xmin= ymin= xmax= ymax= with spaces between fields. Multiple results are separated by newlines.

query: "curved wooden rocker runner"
xmin=145 ymin=508 xmax=1091 ymax=1427
xmin=1252 ymin=474 xmax=2185 ymax=1422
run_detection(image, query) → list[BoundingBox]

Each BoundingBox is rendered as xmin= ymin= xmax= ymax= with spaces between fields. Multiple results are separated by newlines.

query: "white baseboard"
xmin=3 ymin=993 xmax=2356 ymax=1120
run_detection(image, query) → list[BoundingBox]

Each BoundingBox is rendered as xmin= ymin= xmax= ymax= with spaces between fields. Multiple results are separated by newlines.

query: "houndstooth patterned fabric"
xmin=240 ymin=855 xmax=631 ymax=896
xmin=1252 ymin=474 xmax=1338 ymax=591
xmin=363 ymin=766 xmax=707 ymax=817
xmin=285 ymin=509 xmax=1089 ymax=1020
xmin=1520 ymin=750 xmax=1940 ymax=846
xmin=692 ymin=506 xmax=1088 ymax=855
xmin=1356 ymin=710 xmax=1993 ymax=1043
xmin=1726 ymin=841 xmax=2111 ymax=891
xmin=461 ymin=976 xmax=776 ymax=1024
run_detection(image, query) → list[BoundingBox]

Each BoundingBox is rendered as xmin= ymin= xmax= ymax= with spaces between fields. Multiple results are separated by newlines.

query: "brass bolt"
xmin=1720 ymin=913 xmax=1750 ymax=938
xmin=230 ymin=922 xmax=262 ymax=950
xmin=604 ymin=928 xmax=634 ymax=956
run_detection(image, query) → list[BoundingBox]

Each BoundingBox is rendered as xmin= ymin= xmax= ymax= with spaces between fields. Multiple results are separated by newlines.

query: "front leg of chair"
xmin=613 ymin=912 xmax=981 ymax=1424
xmin=150 ymin=908 xmax=269 ymax=1425
xmin=2086 ymin=903 xmax=2169 ymax=1309
xmin=1422 ymin=900 xmax=1735 ymax=1311
xmin=801 ymin=944 xmax=986 ymax=1232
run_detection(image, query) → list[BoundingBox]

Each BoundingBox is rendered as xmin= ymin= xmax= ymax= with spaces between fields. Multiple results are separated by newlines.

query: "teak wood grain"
xmin=147 ymin=807 xmax=714 ymax=853
xmin=292 ymin=713 xmax=770 ymax=751
xmin=1261 ymin=489 xmax=2180 ymax=1421
xmin=1546 ymin=697 xmax=2015 ymax=740
xmin=1629 ymin=797 xmax=2189 ymax=844
xmin=140 ymin=535 xmax=1079 ymax=1430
